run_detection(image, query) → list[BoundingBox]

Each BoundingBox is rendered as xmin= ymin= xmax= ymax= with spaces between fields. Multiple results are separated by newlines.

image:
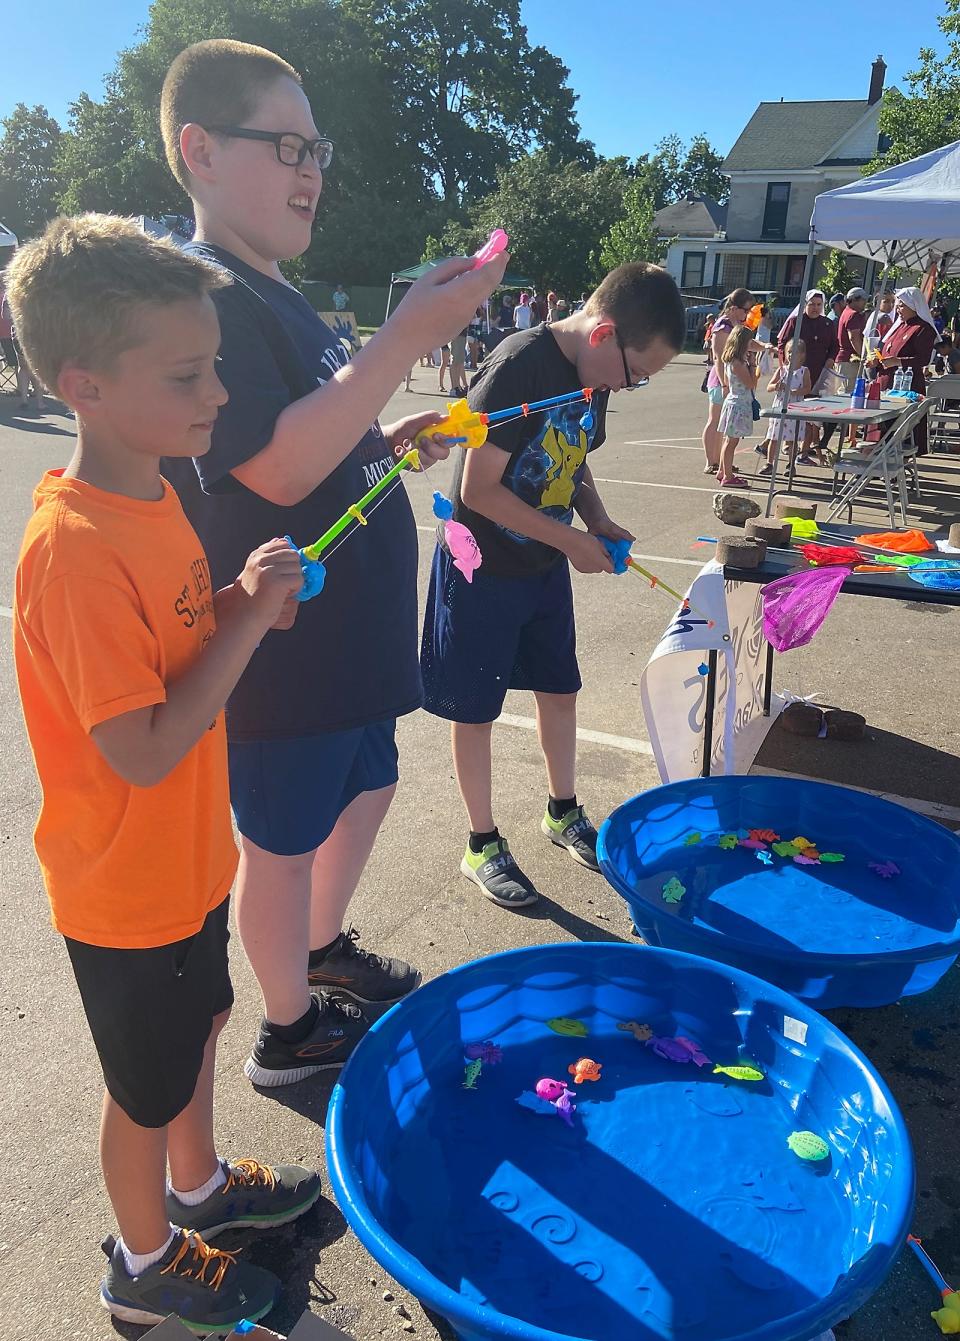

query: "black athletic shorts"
xmin=64 ymin=897 xmax=233 ymax=1128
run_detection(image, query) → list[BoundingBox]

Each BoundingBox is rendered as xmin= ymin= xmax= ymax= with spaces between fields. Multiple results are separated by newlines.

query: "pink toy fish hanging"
xmin=761 ymin=565 xmax=852 ymax=652
xmin=445 ymin=521 xmax=483 ymax=582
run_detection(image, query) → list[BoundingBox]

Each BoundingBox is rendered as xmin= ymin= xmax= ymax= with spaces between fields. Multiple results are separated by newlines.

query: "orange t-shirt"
xmin=13 ymin=471 xmax=238 ymax=948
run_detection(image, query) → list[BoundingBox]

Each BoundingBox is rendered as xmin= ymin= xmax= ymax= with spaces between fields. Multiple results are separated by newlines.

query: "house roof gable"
xmin=723 ymin=99 xmax=876 ymax=172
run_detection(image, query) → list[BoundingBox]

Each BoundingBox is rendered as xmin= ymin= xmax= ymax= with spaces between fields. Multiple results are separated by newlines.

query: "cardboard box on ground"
xmin=144 ymin=1313 xmax=354 ymax=1339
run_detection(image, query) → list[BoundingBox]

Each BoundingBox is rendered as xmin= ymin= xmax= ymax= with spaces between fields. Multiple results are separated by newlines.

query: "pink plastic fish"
xmin=445 ymin=522 xmax=483 ymax=582
xmin=738 ymin=837 xmax=769 ymax=851
xmin=472 ymin=228 xmax=509 ymax=269
xmin=535 ymin=1077 xmax=577 ymax=1127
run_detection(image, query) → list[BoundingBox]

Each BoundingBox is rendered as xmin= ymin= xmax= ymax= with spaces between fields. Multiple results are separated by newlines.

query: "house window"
xmin=747 ymin=256 xmax=769 ymax=289
xmin=681 ymin=252 xmax=705 ymax=288
xmin=762 ymin=182 xmax=790 ymax=239
xmin=877 ymin=131 xmax=892 ymax=153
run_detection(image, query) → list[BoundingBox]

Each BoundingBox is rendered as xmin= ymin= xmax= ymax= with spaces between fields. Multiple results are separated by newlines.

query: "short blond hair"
xmin=3 ymin=213 xmax=230 ymax=392
xmin=161 ymin=39 xmax=302 ymax=192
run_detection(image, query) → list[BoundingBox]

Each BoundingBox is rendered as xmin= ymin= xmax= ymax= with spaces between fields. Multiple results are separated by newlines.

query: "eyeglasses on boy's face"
xmin=205 ymin=126 xmax=335 ymax=170
xmin=615 ymin=333 xmax=649 ymax=390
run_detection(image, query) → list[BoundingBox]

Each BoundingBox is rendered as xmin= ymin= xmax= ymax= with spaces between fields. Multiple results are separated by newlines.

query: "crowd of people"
xmin=700 ymin=282 xmax=954 ymax=483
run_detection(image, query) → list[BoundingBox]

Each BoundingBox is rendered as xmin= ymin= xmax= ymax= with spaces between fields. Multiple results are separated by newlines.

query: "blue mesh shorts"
xmin=421 ymin=545 xmax=581 ymax=723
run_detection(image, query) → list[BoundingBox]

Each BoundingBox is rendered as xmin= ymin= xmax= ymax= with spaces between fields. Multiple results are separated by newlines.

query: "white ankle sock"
xmin=120 ymin=1226 xmax=176 ymax=1276
xmin=169 ymin=1160 xmax=227 ymax=1207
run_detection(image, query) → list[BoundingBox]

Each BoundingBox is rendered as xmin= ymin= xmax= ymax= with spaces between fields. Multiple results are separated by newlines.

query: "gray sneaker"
xmin=100 ymin=1228 xmax=279 ymax=1333
xmin=167 ymin=1158 xmax=321 ymax=1240
xmin=541 ymin=805 xmax=600 ymax=871
xmin=460 ymin=837 xmax=539 ymax=909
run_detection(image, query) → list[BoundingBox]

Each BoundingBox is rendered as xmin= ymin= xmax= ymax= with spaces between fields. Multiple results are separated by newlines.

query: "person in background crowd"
xmin=498 ymin=292 xmax=515 ymax=328
xmin=828 ymin=293 xmax=845 ymax=323
xmin=864 ymin=290 xmax=896 ymax=344
xmin=332 ymin=282 xmax=349 ymax=312
xmin=467 ymin=307 xmax=485 ymax=368
xmin=450 ymin=328 xmax=468 ymax=395
xmin=871 ymin=286 xmax=938 ymax=453
xmin=514 ymin=292 xmax=534 ymax=331
xmin=932 ymin=336 xmax=960 ymax=376
xmin=546 ymin=291 xmax=559 ymax=322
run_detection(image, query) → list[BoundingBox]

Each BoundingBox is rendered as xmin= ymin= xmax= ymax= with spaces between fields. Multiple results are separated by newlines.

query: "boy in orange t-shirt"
xmin=8 ymin=214 xmax=319 ymax=1333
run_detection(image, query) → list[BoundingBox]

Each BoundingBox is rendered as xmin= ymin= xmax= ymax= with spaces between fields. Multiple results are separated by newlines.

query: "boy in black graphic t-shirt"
xmin=422 ymin=264 xmax=685 ymax=909
xmin=159 ymin=38 xmax=506 ymax=1087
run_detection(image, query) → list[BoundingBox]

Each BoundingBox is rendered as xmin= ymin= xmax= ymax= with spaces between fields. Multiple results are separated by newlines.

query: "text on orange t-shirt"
xmin=13 ymin=471 xmax=237 ymax=948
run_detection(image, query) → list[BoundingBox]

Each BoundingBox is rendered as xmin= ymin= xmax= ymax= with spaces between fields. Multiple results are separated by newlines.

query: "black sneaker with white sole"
xmin=99 ymin=1228 xmax=279 ymax=1333
xmin=167 ymin=1158 xmax=321 ymax=1240
xmin=307 ymin=925 xmax=421 ymax=1004
xmin=243 ymin=992 xmax=369 ymax=1087
xmin=460 ymin=837 xmax=539 ymax=909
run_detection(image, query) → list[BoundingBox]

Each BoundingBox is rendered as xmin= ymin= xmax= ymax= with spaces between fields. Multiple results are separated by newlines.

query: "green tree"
xmin=426 ymin=150 xmax=628 ymax=295
xmin=679 ymin=134 xmax=729 ymax=204
xmin=0 ymin=104 xmax=63 ymax=240
xmin=868 ymin=0 xmax=960 ymax=169
xmin=817 ymin=248 xmax=857 ymax=299
xmin=596 ymin=180 xmax=664 ymax=273
xmin=341 ymin=0 xmax=585 ymax=205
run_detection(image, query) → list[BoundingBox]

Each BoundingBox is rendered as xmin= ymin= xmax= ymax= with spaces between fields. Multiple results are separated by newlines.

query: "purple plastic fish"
xmin=464 ymin=1041 xmax=503 ymax=1065
xmin=794 ymin=853 xmax=821 ymax=866
xmin=869 ymin=859 xmax=901 ymax=879
xmin=648 ymin=1035 xmax=711 ymax=1066
xmin=535 ymin=1077 xmax=577 ymax=1127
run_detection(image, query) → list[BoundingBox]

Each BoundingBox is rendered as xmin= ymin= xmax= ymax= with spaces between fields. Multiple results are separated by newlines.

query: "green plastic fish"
xmin=787 ymin=1130 xmax=830 ymax=1161
xmin=683 ymin=832 xmax=702 ymax=846
xmin=718 ymin=834 xmax=738 ymax=850
xmin=661 ymin=877 xmax=686 ymax=904
xmin=772 ymin=840 xmax=801 ymax=858
xmin=546 ymin=1017 xmax=588 ymax=1037
xmin=713 ymin=1063 xmax=764 ymax=1082
xmin=819 ymin=852 xmax=845 ymax=863
xmin=462 ymin=1058 xmax=482 ymax=1089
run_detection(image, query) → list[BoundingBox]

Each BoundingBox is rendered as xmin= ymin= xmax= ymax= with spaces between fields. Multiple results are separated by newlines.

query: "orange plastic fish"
xmin=749 ymin=828 xmax=780 ymax=844
xmin=568 ymin=1058 xmax=602 ymax=1083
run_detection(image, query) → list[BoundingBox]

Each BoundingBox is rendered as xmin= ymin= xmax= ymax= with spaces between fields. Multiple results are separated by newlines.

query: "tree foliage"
xmin=596 ymin=180 xmax=664 ymax=274
xmin=633 ymin=133 xmax=729 ymax=209
xmin=423 ymin=150 xmax=628 ymax=295
xmin=0 ymin=104 xmax=63 ymax=240
xmin=868 ymin=0 xmax=960 ymax=170
xmin=817 ymin=248 xmax=858 ymax=300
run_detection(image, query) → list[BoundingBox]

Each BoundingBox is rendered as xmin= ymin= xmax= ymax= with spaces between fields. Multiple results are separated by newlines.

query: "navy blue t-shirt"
xmin=162 ymin=246 xmax=421 ymax=740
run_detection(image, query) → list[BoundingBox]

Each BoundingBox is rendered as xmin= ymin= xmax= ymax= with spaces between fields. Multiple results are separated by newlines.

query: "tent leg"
xmin=384 ymin=279 xmax=395 ymax=324
xmin=765 ymin=235 xmax=817 ymax=516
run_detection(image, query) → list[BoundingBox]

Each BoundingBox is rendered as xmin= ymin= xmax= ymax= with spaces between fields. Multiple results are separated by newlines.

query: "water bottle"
xmin=850 ymin=376 xmax=866 ymax=410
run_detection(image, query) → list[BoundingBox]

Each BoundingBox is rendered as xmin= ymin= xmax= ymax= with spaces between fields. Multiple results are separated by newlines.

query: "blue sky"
xmin=3 ymin=1 xmax=950 ymax=159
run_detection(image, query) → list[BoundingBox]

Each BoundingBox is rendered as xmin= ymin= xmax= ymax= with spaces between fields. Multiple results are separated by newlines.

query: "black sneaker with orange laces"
xmin=243 ymin=991 xmax=369 ymax=1087
xmin=307 ymin=925 xmax=421 ymax=1004
xmin=99 ymin=1228 xmax=279 ymax=1332
xmin=166 ymin=1158 xmax=321 ymax=1240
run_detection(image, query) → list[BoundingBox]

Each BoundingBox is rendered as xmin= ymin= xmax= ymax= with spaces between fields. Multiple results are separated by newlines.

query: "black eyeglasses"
xmin=205 ymin=126 xmax=334 ymax=170
xmin=616 ymin=333 xmax=649 ymax=390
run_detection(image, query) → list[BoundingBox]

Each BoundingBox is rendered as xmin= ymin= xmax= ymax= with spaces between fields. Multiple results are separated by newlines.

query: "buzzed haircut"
xmin=3 ymin=213 xmax=229 ymax=392
xmin=161 ymin=39 xmax=302 ymax=192
xmin=585 ymin=262 xmax=686 ymax=353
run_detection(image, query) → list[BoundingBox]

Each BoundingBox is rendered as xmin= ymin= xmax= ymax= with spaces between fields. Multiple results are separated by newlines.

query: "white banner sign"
xmin=640 ymin=561 xmax=782 ymax=780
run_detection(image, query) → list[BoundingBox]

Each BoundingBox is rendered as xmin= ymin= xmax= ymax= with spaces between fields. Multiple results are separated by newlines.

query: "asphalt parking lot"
xmin=1 ymin=353 xmax=958 ymax=1339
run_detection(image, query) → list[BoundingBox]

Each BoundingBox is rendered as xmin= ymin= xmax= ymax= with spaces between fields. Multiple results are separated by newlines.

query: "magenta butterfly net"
xmin=761 ymin=566 xmax=852 ymax=652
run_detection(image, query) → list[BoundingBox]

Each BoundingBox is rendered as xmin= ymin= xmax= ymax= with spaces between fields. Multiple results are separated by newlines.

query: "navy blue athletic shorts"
xmin=421 ymin=545 xmax=581 ymax=723
xmin=228 ymin=719 xmax=399 ymax=856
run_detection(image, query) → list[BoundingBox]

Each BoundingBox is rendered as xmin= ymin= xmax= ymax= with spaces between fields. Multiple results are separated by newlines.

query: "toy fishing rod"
xmin=412 ymin=388 xmax=595 ymax=454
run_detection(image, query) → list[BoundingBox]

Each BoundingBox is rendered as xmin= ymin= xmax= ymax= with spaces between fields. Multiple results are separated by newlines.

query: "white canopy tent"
xmin=0 ymin=222 xmax=18 ymax=255
xmin=808 ymin=137 xmax=960 ymax=276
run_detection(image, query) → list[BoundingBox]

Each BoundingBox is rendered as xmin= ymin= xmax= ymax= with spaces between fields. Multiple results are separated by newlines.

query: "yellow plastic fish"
xmin=713 ymin=1063 xmax=764 ymax=1082
xmin=546 ymin=1017 xmax=588 ymax=1037
xmin=792 ymin=836 xmax=814 ymax=851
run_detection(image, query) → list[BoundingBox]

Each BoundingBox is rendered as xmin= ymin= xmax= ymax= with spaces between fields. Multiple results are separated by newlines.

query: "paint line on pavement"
xmin=497 ymin=712 xmax=654 ymax=756
xmin=594 ymin=477 xmax=721 ymax=494
xmin=623 ymin=440 xmax=705 ymax=451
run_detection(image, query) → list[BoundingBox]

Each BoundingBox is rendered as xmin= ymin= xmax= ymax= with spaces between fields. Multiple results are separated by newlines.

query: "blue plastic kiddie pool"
xmin=326 ymin=942 xmax=913 ymax=1341
xmin=598 ymin=776 xmax=960 ymax=1008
